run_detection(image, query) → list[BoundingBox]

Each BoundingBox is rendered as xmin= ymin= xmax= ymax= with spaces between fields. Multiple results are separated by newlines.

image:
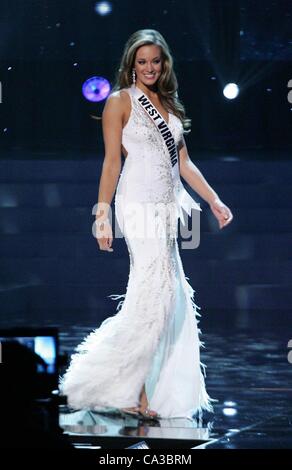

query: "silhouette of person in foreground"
xmin=0 ymin=340 xmax=74 ymax=450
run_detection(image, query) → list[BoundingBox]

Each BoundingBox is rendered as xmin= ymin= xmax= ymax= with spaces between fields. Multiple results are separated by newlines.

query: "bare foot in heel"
xmin=139 ymin=387 xmax=160 ymax=419
xmin=121 ymin=406 xmax=140 ymax=416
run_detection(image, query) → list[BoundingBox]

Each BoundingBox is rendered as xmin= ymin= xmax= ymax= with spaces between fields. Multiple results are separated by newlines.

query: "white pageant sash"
xmin=131 ymin=84 xmax=201 ymax=226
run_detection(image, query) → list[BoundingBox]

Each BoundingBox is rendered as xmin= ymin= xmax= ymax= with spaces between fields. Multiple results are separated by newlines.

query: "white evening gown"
xmin=60 ymin=85 xmax=214 ymax=419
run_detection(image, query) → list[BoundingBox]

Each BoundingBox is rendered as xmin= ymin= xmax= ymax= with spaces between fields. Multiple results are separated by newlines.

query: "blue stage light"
xmin=94 ymin=1 xmax=112 ymax=16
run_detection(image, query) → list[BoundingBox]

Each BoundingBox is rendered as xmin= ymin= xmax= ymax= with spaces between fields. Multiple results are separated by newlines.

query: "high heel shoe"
xmin=138 ymin=407 xmax=161 ymax=420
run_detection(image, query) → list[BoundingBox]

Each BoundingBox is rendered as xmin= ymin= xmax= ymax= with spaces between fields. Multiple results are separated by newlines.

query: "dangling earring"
xmin=132 ymin=68 xmax=136 ymax=85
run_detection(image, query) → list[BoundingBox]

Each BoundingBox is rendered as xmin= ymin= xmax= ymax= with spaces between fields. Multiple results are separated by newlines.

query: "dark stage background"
xmin=1 ymin=1 xmax=292 ymax=450
xmin=0 ymin=0 xmax=292 ymax=155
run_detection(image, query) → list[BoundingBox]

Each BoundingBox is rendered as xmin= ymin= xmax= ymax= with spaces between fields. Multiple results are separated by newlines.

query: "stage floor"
xmin=58 ymin=321 xmax=292 ymax=449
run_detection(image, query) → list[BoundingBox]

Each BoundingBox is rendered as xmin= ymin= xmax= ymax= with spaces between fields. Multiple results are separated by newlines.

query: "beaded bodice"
xmin=116 ymin=85 xmax=184 ymax=205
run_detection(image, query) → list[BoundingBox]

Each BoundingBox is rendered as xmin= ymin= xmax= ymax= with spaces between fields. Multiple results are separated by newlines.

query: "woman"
xmin=60 ymin=29 xmax=233 ymax=419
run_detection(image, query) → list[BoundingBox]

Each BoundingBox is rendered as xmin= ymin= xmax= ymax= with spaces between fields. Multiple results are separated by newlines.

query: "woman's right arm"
xmin=95 ymin=92 xmax=124 ymax=251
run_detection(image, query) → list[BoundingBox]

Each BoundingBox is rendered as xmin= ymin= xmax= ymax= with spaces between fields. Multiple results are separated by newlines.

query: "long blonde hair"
xmin=112 ymin=29 xmax=191 ymax=133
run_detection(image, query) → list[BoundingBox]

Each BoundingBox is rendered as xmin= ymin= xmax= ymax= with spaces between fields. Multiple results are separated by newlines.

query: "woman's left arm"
xmin=178 ymin=136 xmax=233 ymax=229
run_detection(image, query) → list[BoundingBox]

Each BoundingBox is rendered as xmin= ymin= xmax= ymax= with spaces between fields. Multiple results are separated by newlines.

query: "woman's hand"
xmin=209 ymin=197 xmax=233 ymax=230
xmin=96 ymin=219 xmax=113 ymax=252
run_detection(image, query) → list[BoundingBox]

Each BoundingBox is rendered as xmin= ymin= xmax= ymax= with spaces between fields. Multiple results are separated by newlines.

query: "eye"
xmin=137 ymin=59 xmax=161 ymax=64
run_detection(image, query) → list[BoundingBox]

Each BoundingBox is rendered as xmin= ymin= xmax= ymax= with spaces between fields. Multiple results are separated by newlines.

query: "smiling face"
xmin=134 ymin=44 xmax=163 ymax=89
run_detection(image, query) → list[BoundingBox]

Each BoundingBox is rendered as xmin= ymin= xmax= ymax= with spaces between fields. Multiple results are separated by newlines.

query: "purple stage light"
xmin=82 ymin=76 xmax=111 ymax=102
